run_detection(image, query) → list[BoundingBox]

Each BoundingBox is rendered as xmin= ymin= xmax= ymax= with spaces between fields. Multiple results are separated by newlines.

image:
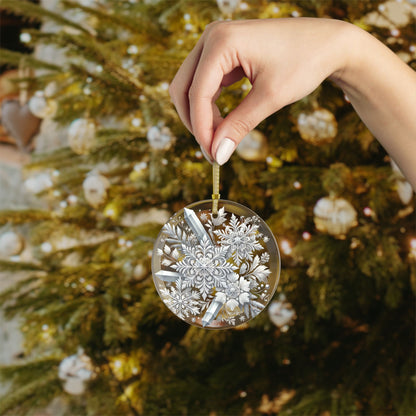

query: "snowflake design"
xmin=154 ymin=203 xmax=275 ymax=328
xmin=218 ymin=273 xmax=251 ymax=316
xmin=160 ymin=279 xmax=201 ymax=319
xmin=173 ymin=236 xmax=236 ymax=299
xmin=214 ymin=214 xmax=263 ymax=266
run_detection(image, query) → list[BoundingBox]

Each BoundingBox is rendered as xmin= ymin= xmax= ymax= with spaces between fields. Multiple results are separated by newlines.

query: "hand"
xmin=169 ymin=18 xmax=350 ymax=164
xmin=169 ymin=18 xmax=416 ymax=190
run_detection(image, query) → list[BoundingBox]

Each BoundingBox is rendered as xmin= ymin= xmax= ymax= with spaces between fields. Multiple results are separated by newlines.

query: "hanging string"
xmin=212 ymin=162 xmax=220 ymax=217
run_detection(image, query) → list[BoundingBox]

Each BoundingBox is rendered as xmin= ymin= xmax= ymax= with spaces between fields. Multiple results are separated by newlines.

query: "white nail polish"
xmin=215 ymin=138 xmax=236 ymax=166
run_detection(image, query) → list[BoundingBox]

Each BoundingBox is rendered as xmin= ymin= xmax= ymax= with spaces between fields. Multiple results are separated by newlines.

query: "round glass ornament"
xmin=152 ymin=199 xmax=280 ymax=329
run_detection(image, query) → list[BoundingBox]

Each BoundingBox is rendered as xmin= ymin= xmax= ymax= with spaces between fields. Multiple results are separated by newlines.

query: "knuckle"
xmin=229 ymin=118 xmax=252 ymax=137
xmin=205 ymin=21 xmax=234 ymax=47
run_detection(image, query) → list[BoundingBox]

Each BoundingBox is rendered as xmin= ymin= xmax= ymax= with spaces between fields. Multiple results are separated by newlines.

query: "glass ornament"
xmin=216 ymin=0 xmax=240 ymax=17
xmin=82 ymin=172 xmax=110 ymax=208
xmin=313 ymin=196 xmax=357 ymax=237
xmin=297 ymin=108 xmax=337 ymax=145
xmin=152 ymin=199 xmax=280 ymax=329
xmin=58 ymin=349 xmax=94 ymax=395
xmin=68 ymin=118 xmax=96 ymax=155
xmin=236 ymin=129 xmax=268 ymax=162
xmin=28 ymin=91 xmax=57 ymax=119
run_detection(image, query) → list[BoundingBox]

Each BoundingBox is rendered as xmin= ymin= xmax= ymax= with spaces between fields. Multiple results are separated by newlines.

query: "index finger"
xmin=188 ymin=47 xmax=229 ymax=153
xmin=169 ymin=38 xmax=204 ymax=135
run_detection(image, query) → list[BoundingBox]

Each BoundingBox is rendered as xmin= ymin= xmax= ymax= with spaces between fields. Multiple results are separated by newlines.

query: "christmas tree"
xmin=0 ymin=0 xmax=415 ymax=415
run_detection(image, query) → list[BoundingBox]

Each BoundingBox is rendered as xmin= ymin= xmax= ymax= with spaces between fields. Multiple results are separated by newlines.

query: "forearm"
xmin=330 ymin=24 xmax=416 ymax=190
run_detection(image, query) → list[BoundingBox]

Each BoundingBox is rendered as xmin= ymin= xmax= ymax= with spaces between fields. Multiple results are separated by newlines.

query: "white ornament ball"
xmin=133 ymin=263 xmax=147 ymax=280
xmin=83 ymin=173 xmax=110 ymax=208
xmin=313 ymin=196 xmax=358 ymax=237
xmin=146 ymin=125 xmax=173 ymax=150
xmin=0 ymin=231 xmax=24 ymax=257
xmin=24 ymin=172 xmax=53 ymax=194
xmin=68 ymin=118 xmax=96 ymax=155
xmin=236 ymin=130 xmax=268 ymax=162
xmin=58 ymin=350 xmax=94 ymax=395
xmin=297 ymin=108 xmax=337 ymax=145
xmin=28 ymin=91 xmax=57 ymax=119
xmin=217 ymin=0 xmax=240 ymax=15
xmin=268 ymin=295 xmax=296 ymax=329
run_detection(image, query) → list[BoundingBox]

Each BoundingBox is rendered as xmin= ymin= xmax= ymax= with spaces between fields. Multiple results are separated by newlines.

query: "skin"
xmin=169 ymin=18 xmax=416 ymax=190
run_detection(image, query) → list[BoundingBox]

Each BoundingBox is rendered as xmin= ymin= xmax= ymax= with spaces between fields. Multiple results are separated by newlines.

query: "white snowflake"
xmin=160 ymin=279 xmax=201 ymax=319
xmin=219 ymin=273 xmax=251 ymax=316
xmin=172 ymin=236 xmax=236 ymax=299
xmin=214 ymin=214 xmax=263 ymax=266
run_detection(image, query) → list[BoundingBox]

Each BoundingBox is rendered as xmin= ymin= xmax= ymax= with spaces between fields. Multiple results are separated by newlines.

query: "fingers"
xmin=188 ymin=49 xmax=227 ymax=157
xmin=168 ymin=35 xmax=205 ymax=134
xmin=212 ymin=82 xmax=278 ymax=165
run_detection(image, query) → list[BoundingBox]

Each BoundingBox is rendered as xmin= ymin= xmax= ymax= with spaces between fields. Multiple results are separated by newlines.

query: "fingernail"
xmin=215 ymin=138 xmax=236 ymax=166
xmin=200 ymin=146 xmax=214 ymax=164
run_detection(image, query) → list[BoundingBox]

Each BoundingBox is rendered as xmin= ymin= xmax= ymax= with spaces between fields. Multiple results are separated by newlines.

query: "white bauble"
xmin=313 ymin=196 xmax=358 ymax=237
xmin=297 ymin=108 xmax=337 ymax=145
xmin=28 ymin=91 xmax=57 ymax=119
xmin=62 ymin=377 xmax=86 ymax=395
xmin=68 ymin=118 xmax=96 ymax=155
xmin=83 ymin=173 xmax=110 ymax=208
xmin=236 ymin=130 xmax=268 ymax=162
xmin=133 ymin=263 xmax=147 ymax=280
xmin=0 ymin=231 xmax=24 ymax=257
xmin=58 ymin=350 xmax=94 ymax=396
xmin=268 ymin=295 xmax=296 ymax=329
xmin=24 ymin=172 xmax=53 ymax=194
xmin=146 ymin=125 xmax=173 ymax=150
xmin=217 ymin=0 xmax=240 ymax=15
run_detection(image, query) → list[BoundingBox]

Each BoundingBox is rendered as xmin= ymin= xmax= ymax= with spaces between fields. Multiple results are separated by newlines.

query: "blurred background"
xmin=0 ymin=0 xmax=415 ymax=415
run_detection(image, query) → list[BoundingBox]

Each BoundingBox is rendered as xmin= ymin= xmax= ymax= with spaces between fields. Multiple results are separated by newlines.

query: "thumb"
xmin=212 ymin=84 xmax=276 ymax=165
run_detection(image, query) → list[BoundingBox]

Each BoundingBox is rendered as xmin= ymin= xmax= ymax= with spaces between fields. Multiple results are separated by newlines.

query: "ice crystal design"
xmin=173 ymin=236 xmax=236 ymax=299
xmin=214 ymin=214 xmax=263 ymax=266
xmin=154 ymin=203 xmax=276 ymax=328
xmin=160 ymin=279 xmax=201 ymax=319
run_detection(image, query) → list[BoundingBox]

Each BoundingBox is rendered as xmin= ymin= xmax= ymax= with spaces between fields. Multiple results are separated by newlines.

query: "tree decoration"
xmin=28 ymin=91 xmax=57 ymax=119
xmin=0 ymin=230 xmax=24 ymax=257
xmin=216 ymin=0 xmax=240 ymax=17
xmin=58 ymin=349 xmax=95 ymax=395
xmin=146 ymin=124 xmax=174 ymax=150
xmin=152 ymin=200 xmax=280 ymax=329
xmin=297 ymin=107 xmax=338 ymax=145
xmin=1 ymin=99 xmax=41 ymax=151
xmin=82 ymin=172 xmax=110 ymax=208
xmin=68 ymin=118 xmax=97 ymax=155
xmin=236 ymin=129 xmax=269 ymax=162
xmin=268 ymin=294 xmax=296 ymax=332
xmin=24 ymin=172 xmax=53 ymax=194
xmin=313 ymin=196 xmax=358 ymax=237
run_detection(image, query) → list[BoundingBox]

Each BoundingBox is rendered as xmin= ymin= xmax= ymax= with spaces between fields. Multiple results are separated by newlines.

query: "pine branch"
xmin=62 ymin=0 xmax=162 ymax=39
xmin=0 ymin=0 xmax=91 ymax=35
xmin=0 ymin=361 xmax=61 ymax=416
xmin=0 ymin=210 xmax=52 ymax=225
xmin=0 ymin=49 xmax=61 ymax=72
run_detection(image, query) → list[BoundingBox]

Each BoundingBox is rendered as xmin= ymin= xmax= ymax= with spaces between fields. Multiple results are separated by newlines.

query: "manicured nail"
xmin=200 ymin=146 xmax=214 ymax=164
xmin=215 ymin=138 xmax=236 ymax=166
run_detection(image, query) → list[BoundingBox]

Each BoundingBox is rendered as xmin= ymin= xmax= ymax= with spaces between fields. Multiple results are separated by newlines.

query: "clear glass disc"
xmin=152 ymin=200 xmax=280 ymax=329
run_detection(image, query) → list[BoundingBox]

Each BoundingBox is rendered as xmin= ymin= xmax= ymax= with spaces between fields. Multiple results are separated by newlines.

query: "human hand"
xmin=169 ymin=18 xmax=350 ymax=165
